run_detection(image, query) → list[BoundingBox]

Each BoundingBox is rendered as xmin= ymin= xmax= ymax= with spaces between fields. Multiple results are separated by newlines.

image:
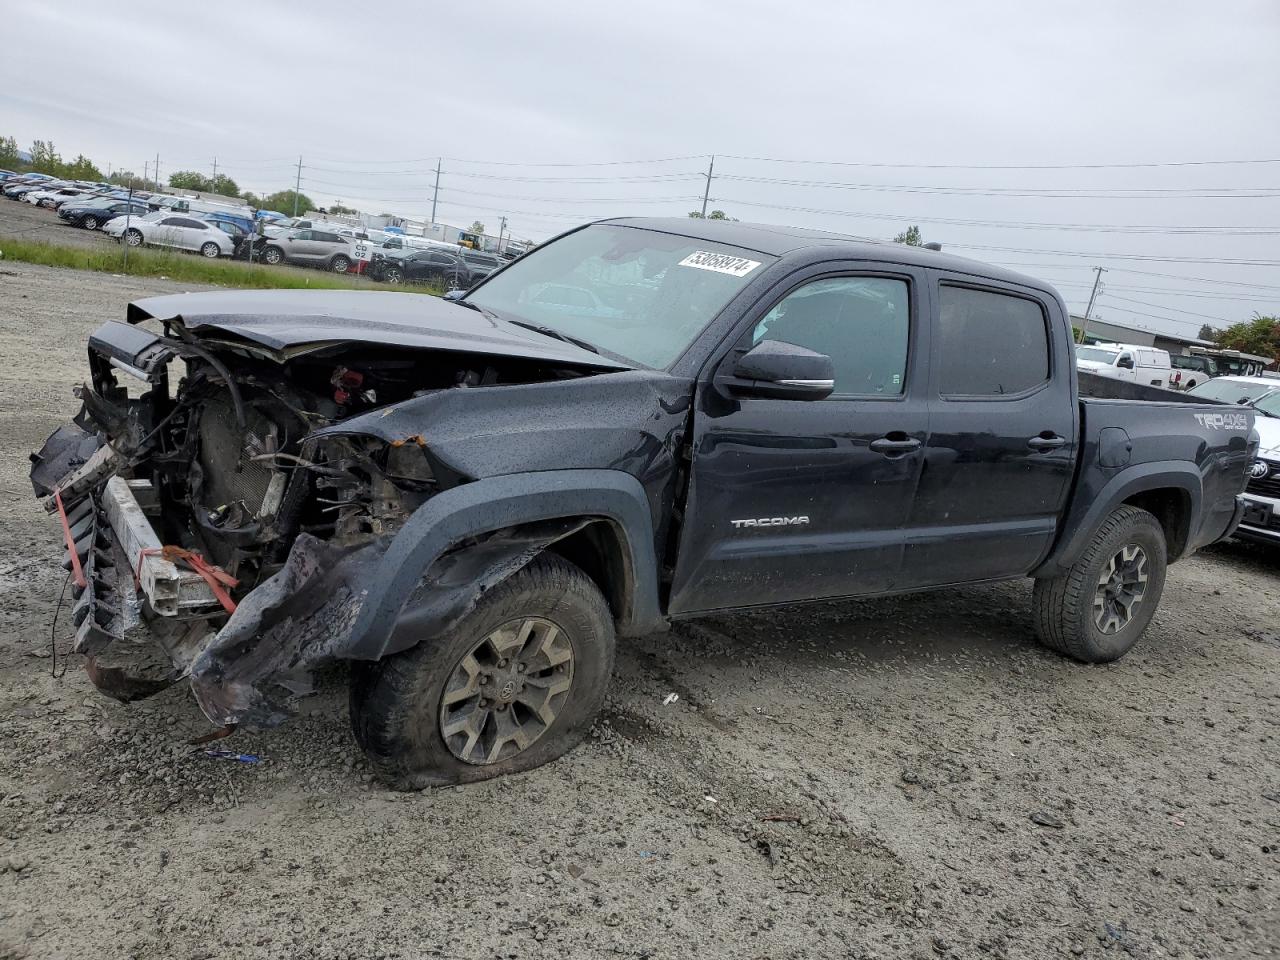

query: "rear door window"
xmin=937 ymin=285 xmax=1050 ymax=397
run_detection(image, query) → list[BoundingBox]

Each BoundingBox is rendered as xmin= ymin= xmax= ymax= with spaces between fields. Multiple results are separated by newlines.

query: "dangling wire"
xmin=49 ymin=570 xmax=71 ymax=679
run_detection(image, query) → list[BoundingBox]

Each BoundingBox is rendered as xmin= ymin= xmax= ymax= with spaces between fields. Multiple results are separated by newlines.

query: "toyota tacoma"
xmin=30 ymin=218 xmax=1256 ymax=789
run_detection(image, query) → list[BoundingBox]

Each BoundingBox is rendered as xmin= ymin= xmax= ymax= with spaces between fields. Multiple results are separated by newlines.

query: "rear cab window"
xmin=936 ymin=284 xmax=1051 ymax=397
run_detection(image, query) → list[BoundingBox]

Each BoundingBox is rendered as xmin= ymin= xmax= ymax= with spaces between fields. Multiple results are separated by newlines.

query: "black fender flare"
xmin=1032 ymin=460 xmax=1203 ymax=578
xmin=347 ymin=469 xmax=664 ymax=659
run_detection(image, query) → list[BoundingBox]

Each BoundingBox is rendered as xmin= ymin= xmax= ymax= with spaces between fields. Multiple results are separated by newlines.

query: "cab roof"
xmin=599 ymin=216 xmax=1052 ymax=291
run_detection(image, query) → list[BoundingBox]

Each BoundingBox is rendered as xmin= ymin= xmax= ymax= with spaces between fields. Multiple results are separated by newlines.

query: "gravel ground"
xmin=0 ymin=196 xmax=126 ymax=250
xmin=0 ymin=255 xmax=1277 ymax=960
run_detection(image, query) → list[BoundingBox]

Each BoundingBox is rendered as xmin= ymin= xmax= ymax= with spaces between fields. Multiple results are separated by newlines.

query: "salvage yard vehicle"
xmin=59 ymin=198 xmax=149 ymax=231
xmin=114 ymin=214 xmax=237 ymax=257
xmin=367 ymin=247 xmax=471 ymax=287
xmin=1075 ymin=342 xmax=1172 ymax=389
xmin=258 ymin=228 xmax=355 ymax=272
xmin=30 ymin=218 xmax=1255 ymax=789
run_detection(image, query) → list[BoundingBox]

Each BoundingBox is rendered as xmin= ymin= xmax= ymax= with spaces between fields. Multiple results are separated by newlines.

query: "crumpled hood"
xmin=126 ymin=289 xmax=631 ymax=369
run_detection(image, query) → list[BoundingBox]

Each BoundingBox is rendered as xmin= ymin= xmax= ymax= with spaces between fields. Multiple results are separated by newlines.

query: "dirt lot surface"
xmin=0 ymin=196 xmax=131 ymax=251
xmin=0 ymin=255 xmax=1277 ymax=960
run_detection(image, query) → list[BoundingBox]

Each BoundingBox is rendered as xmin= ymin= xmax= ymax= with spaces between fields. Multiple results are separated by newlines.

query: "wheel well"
xmin=1123 ymin=488 xmax=1192 ymax=559
xmin=545 ymin=520 xmax=633 ymax=626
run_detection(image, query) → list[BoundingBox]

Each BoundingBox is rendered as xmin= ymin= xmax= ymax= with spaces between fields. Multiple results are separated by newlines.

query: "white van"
xmin=1075 ymin=342 xmax=1172 ymax=389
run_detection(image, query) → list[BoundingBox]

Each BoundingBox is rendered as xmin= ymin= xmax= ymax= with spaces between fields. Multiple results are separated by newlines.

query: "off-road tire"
xmin=350 ymin=554 xmax=616 ymax=790
xmin=262 ymin=245 xmax=284 ymax=265
xmin=1032 ymin=505 xmax=1167 ymax=663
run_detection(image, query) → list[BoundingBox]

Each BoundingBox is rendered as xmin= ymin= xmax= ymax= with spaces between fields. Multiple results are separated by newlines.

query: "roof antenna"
xmin=923 ymin=242 xmax=943 ymax=251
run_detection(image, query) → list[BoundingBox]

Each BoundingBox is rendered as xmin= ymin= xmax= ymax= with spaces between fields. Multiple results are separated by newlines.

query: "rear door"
xmin=669 ymin=263 xmax=931 ymax=613
xmin=897 ymin=277 xmax=1078 ymax=588
xmin=151 ymin=216 xmax=187 ymax=249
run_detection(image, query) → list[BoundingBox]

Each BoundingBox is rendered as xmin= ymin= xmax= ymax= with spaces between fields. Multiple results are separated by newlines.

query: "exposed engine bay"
xmin=30 ymin=297 xmax=625 ymax=729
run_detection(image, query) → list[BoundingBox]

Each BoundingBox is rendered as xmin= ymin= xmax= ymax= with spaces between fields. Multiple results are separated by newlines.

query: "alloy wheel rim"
xmin=84 ymin=218 xmax=96 ymax=230
xmin=126 ymin=232 xmax=141 ymax=246
xmin=202 ymin=243 xmax=218 ymax=257
xmin=439 ymin=616 xmax=575 ymax=765
xmin=1093 ymin=543 xmax=1149 ymax=634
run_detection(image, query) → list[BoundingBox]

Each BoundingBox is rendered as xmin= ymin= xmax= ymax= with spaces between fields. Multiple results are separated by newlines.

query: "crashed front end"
xmin=30 ymin=307 xmax=611 ymax=730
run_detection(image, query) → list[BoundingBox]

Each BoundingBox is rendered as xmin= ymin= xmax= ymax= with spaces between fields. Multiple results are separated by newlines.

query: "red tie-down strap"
xmin=137 ymin=545 xmax=239 ymax=614
xmin=53 ymin=490 xmax=87 ymax=589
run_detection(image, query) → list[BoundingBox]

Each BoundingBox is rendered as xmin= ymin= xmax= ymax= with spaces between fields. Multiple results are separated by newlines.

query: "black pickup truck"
xmin=30 ymin=217 xmax=1255 ymax=789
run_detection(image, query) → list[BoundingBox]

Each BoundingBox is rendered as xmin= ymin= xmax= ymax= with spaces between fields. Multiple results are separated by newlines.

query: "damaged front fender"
xmin=190 ymin=468 xmax=662 ymax=728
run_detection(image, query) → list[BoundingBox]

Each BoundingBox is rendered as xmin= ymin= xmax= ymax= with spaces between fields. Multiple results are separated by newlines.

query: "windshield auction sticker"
xmin=678 ymin=250 xmax=762 ymax=277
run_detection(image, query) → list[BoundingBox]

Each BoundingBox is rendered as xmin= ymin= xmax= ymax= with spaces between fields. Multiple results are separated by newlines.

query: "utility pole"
xmin=293 ymin=155 xmax=302 ymax=216
xmin=142 ymin=160 xmax=148 ymax=187
xmin=212 ymin=156 xmax=217 ymax=181
xmin=699 ymin=155 xmax=715 ymax=218
xmin=155 ymin=152 xmax=160 ymax=190
xmin=430 ymin=158 xmax=441 ymax=228
xmin=497 ymin=215 xmax=507 ymax=254
xmin=1077 ymin=266 xmax=1108 ymax=344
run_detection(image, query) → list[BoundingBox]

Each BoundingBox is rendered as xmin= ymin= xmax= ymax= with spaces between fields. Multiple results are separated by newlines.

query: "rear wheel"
xmin=1032 ymin=505 xmax=1168 ymax=663
xmin=124 ymin=229 xmax=143 ymax=247
xmin=330 ymin=254 xmax=351 ymax=273
xmin=200 ymin=241 xmax=220 ymax=258
xmin=350 ymin=554 xmax=615 ymax=790
xmin=81 ymin=215 xmax=98 ymax=231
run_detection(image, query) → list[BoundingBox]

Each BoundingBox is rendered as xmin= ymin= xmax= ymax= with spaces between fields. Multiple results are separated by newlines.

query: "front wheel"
xmin=1032 ymin=505 xmax=1168 ymax=663
xmin=330 ymin=255 xmax=351 ymax=273
xmin=200 ymin=241 xmax=221 ymax=258
xmin=383 ymin=265 xmax=404 ymax=284
xmin=350 ymin=554 xmax=616 ymax=790
xmin=124 ymin=229 xmax=143 ymax=247
xmin=262 ymin=245 xmax=284 ymax=265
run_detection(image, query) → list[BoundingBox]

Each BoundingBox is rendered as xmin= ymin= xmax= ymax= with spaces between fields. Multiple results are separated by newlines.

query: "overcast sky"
xmin=3 ymin=0 xmax=1278 ymax=336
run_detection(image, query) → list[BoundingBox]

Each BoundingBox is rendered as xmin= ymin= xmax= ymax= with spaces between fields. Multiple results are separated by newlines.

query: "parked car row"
xmin=3 ymin=170 xmax=510 ymax=284
xmin=1075 ymin=342 xmax=1173 ymax=389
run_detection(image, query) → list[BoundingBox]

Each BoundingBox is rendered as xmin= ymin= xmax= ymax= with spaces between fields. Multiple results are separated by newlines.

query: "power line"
xmin=946 ymin=241 xmax=1280 ymax=267
xmin=710 ymin=196 xmax=1280 ymax=235
xmin=716 ymin=173 xmax=1279 ymax=199
xmin=1101 ymin=295 xmax=1231 ymax=323
xmin=717 ymin=154 xmax=1280 ymax=171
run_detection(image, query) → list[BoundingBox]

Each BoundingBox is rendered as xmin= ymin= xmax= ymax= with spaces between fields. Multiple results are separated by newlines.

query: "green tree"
xmin=0 ymin=135 xmax=20 ymax=169
xmin=261 ymin=189 xmax=314 ymax=215
xmin=63 ymin=154 xmax=102 ymax=180
xmin=893 ymin=225 xmax=923 ymax=246
xmin=169 ymin=170 xmax=210 ymax=191
xmin=1197 ymin=323 xmax=1217 ymax=341
xmin=29 ymin=140 xmax=63 ymax=174
xmin=687 ymin=209 xmax=737 ymax=220
xmin=1211 ymin=314 xmax=1280 ymax=361
xmin=208 ymin=173 xmax=239 ymax=197
xmin=328 ymin=203 xmax=357 ymax=215
xmin=109 ymin=170 xmax=158 ymax=191
xmin=240 ymin=191 xmax=262 ymax=208
xmin=469 ymin=220 xmax=486 ymax=235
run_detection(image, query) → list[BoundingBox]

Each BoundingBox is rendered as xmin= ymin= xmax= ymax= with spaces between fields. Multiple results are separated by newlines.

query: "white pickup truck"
xmin=1075 ymin=342 xmax=1172 ymax=389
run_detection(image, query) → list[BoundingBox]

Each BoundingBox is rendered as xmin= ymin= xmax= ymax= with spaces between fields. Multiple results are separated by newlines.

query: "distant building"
xmin=1071 ymin=315 xmax=1214 ymax=357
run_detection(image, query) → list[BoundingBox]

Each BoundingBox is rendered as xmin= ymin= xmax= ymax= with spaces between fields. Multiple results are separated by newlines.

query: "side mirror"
xmin=1117 ymin=356 xmax=1134 ymax=369
xmin=727 ymin=339 xmax=834 ymax=401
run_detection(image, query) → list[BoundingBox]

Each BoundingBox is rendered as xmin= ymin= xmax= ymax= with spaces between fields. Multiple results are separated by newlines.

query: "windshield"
xmin=1188 ymin=379 xmax=1274 ymax=404
xmin=465 ymin=224 xmax=774 ymax=368
xmin=1076 ymin=346 xmax=1120 ymax=364
xmin=1252 ymin=392 xmax=1280 ymax=418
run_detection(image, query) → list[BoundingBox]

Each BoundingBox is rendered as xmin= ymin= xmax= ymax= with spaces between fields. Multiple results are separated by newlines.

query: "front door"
xmin=898 ymin=278 xmax=1078 ymax=588
xmin=669 ymin=267 xmax=931 ymax=614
